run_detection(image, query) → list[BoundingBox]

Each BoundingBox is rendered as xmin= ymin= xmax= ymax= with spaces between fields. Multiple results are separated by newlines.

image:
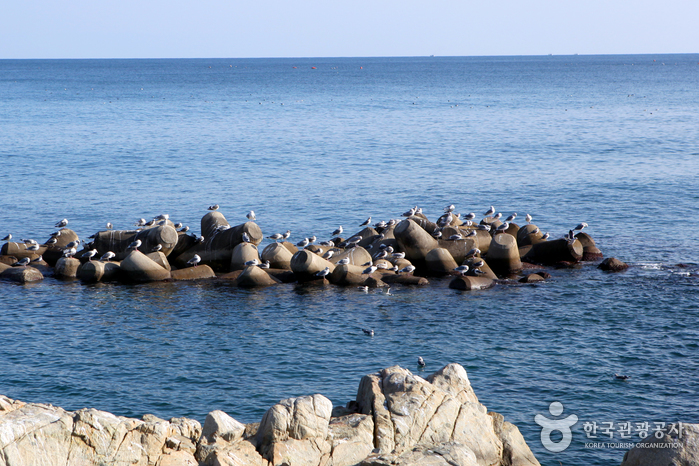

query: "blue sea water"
xmin=1 ymin=55 xmax=698 ymax=465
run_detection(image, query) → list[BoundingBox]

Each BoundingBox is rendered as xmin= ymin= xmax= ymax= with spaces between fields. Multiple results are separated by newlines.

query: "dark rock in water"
xmin=363 ymin=276 xmax=387 ymax=288
xmin=519 ymin=273 xmax=545 ymax=283
xmin=170 ymin=265 xmax=215 ymax=281
xmin=536 ymin=271 xmax=552 ymax=279
xmin=449 ymin=276 xmax=495 ymax=290
xmin=599 ymin=257 xmax=629 ymax=272
xmin=0 ymin=265 xmax=44 ymax=283
xmin=0 ymin=256 xmax=18 ymax=266
xmin=381 ymin=273 xmax=429 ymax=286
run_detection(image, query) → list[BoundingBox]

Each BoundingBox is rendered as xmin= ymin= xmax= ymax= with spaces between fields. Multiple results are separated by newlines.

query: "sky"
xmin=1 ymin=0 xmax=697 ymax=59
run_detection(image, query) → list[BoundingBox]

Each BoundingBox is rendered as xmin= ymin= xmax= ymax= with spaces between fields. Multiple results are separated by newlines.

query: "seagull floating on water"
xmin=362 ymin=328 xmax=375 ymax=336
xmin=614 ymin=373 xmax=631 ymax=381
xmin=418 ymin=357 xmax=426 ymax=367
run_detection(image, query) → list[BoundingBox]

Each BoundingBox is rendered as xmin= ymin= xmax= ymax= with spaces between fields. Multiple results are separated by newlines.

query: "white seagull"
xmin=100 ymin=251 xmax=116 ymax=261
xmin=55 ymin=218 xmax=68 ymax=228
xmin=187 ymin=254 xmax=201 ymax=267
xmin=315 ymin=267 xmax=330 ymax=277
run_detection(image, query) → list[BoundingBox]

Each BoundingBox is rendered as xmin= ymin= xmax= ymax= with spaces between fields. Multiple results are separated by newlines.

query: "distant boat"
xmin=430 ymin=55 xmax=435 ymax=57
xmin=311 ymin=66 xmax=317 ymax=69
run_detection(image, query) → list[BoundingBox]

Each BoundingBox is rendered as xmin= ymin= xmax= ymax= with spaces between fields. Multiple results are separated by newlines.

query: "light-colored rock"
xmin=120 ymin=250 xmax=171 ymax=281
xmin=231 ymin=242 xmax=261 ymax=271
xmin=256 ymin=394 xmax=333 ymax=466
xmin=0 ymin=398 xmax=201 ymax=466
xmin=360 ymin=442 xmax=478 ymax=466
xmin=327 ymin=414 xmax=374 ymax=466
xmin=202 ymin=410 xmax=246 ymax=443
xmin=621 ymin=423 xmax=698 ymax=466
xmin=55 ymin=256 xmax=81 ymax=279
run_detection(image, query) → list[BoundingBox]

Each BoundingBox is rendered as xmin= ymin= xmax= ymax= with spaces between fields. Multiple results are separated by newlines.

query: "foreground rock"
xmin=598 ymin=257 xmax=629 ymax=272
xmin=620 ymin=423 xmax=698 ymax=466
xmin=0 ymin=364 xmax=540 ymax=466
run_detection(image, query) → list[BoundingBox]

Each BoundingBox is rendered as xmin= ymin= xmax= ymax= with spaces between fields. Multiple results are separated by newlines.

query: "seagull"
xmin=308 ymin=235 xmax=317 ymax=244
xmin=337 ymin=258 xmax=350 ymax=265
xmin=357 ymin=286 xmax=369 ymax=292
xmin=283 ymin=230 xmax=291 ymax=240
xmin=377 ymin=262 xmax=389 ymax=269
xmin=100 ymin=251 xmax=115 ymax=261
xmin=23 ymin=238 xmax=38 ymax=245
xmin=50 ymin=230 xmax=61 ymax=237
xmin=32 ymin=255 xmax=43 ymax=263
xmin=437 ymin=212 xmax=453 ymax=227
xmin=322 ymin=250 xmax=334 ymax=260
xmin=444 ymin=204 xmax=455 ymax=212
xmin=454 ymin=265 xmax=469 ymax=275
xmin=484 ymin=206 xmax=495 ymax=217
xmin=495 ymin=222 xmax=510 ymax=233
xmin=55 ymin=218 xmax=68 ymax=228
xmin=359 ymin=217 xmax=371 ymax=227
xmin=297 ymin=238 xmax=309 ymax=248
xmin=268 ymin=233 xmax=283 ymax=242
xmin=208 ymin=204 xmax=219 ymax=211
xmin=3 ymin=233 xmax=13 ymax=241
xmin=541 ymin=232 xmax=550 ymax=240
xmin=63 ymin=247 xmax=77 ymax=257
xmin=531 ymin=227 xmax=540 ymax=235
xmin=402 ymin=207 xmax=416 ymax=217
xmin=471 ymin=259 xmax=485 ymax=268
xmin=389 ymin=265 xmax=399 ymax=272
xmin=505 ymin=213 xmax=517 ymax=223
xmin=474 ymin=268 xmax=487 ymax=275
xmin=362 ymin=328 xmax=375 ymax=336
xmin=432 ymin=229 xmax=442 ymax=239
xmin=464 ymin=213 xmax=476 ymax=221
xmin=66 ymin=240 xmax=80 ymax=249
xmin=373 ymin=250 xmax=388 ymax=260
xmin=374 ymin=220 xmax=387 ymax=229
xmin=195 ymin=235 xmax=205 ymax=243
xmin=128 ymin=239 xmax=142 ymax=251
xmin=174 ymin=222 xmax=183 ymax=229
xmin=448 ymin=234 xmax=463 ymax=241
xmin=385 ymin=287 xmax=392 ymax=295
xmin=347 ymin=235 xmax=362 ymax=244
xmin=614 ymin=373 xmax=631 ymax=381
xmin=525 ymin=214 xmax=532 ymax=224
xmin=246 ymin=210 xmax=256 ymax=221
xmin=476 ymin=224 xmax=491 ymax=231
xmin=398 ymin=265 xmax=416 ymax=274
xmin=465 ymin=247 xmax=481 ymax=258
xmin=320 ymin=240 xmax=334 ymax=247
xmin=152 ymin=244 xmax=162 ymax=252
xmin=332 ymin=226 xmax=343 ymax=236
xmin=242 ymin=232 xmax=251 ymax=243
xmin=13 ymin=257 xmax=30 ymax=267
xmin=187 ymin=254 xmax=201 ymax=267
xmin=180 ymin=226 xmax=190 ymax=232
xmin=135 ymin=218 xmax=147 ymax=227
xmin=387 ymin=219 xmax=397 ymax=227
xmin=462 ymin=220 xmax=473 ymax=227
xmin=244 ymin=259 xmax=260 ymax=266
xmin=315 ymin=266 xmax=330 ymax=277
xmin=258 ymin=260 xmax=270 ymax=269
xmin=418 ymin=357 xmax=426 ymax=367
xmin=463 ymin=230 xmax=477 ymax=238
xmin=27 ymin=244 xmax=40 ymax=251
xmin=106 ymin=222 xmax=113 ymax=230
xmin=493 ymin=212 xmax=502 ymax=220
xmin=392 ymin=252 xmax=405 ymax=259
xmin=155 ymin=214 xmax=169 ymax=221
xmin=363 ymin=265 xmax=378 ymax=274
xmin=82 ymin=249 xmax=98 ymax=261
xmin=145 ymin=219 xmax=156 ymax=227
xmin=574 ymin=222 xmax=588 ymax=231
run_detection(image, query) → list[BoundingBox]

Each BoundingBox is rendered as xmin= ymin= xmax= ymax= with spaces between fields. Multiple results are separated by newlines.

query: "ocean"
xmin=1 ymin=55 xmax=698 ymax=465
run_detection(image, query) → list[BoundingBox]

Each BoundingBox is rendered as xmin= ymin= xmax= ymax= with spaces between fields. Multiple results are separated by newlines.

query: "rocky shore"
xmin=1 ymin=363 xmax=541 ymax=466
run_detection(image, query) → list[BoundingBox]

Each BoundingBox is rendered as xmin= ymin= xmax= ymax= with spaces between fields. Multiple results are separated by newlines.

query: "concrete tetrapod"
xmin=575 ymin=232 xmax=604 ymax=261
xmin=449 ymin=276 xmax=495 ymax=290
xmin=425 ymin=248 xmax=459 ymax=276
xmin=522 ymin=238 xmax=583 ymax=265
xmin=261 ymin=242 xmax=294 ymax=270
xmin=486 ymin=234 xmax=523 ymax=277
xmin=517 ymin=224 xmax=545 ymax=247
xmin=0 ymin=265 xmax=44 ymax=283
xmin=120 ymin=250 xmax=171 ymax=282
xmin=290 ymin=250 xmax=336 ymax=282
xmin=176 ymin=220 xmax=262 ymax=272
xmin=329 ymin=245 xmax=372 ymax=267
xmin=78 ymin=261 xmax=122 ymax=283
xmin=394 ymin=219 xmax=439 ymax=263
xmin=234 ymin=265 xmax=281 ymax=287
xmin=230 ymin=242 xmax=261 ymax=271
xmin=54 ymin=257 xmax=81 ymax=279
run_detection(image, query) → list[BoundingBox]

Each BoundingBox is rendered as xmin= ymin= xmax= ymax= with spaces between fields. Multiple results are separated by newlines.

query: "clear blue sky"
xmin=2 ymin=0 xmax=697 ymax=59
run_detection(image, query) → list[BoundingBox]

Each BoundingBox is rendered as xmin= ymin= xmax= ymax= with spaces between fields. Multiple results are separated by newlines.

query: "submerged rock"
xmin=598 ymin=257 xmax=629 ymax=272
